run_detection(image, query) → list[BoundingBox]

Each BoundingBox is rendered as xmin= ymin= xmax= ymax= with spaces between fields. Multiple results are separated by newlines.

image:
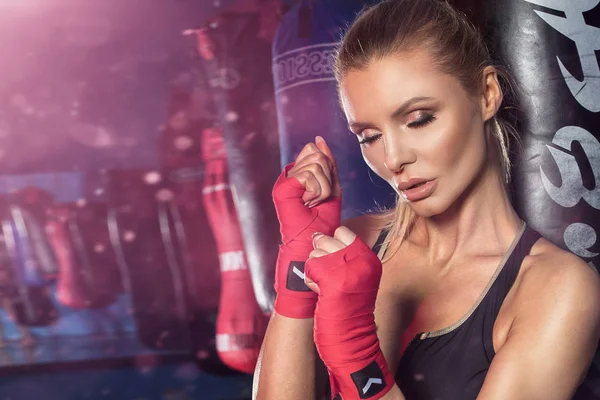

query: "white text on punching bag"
xmin=272 ymin=43 xmax=337 ymax=94
xmin=219 ymin=251 xmax=248 ymax=272
xmin=524 ymin=0 xmax=600 ymax=112
xmin=216 ymin=333 xmax=258 ymax=352
xmin=527 ymin=0 xmax=600 ymax=267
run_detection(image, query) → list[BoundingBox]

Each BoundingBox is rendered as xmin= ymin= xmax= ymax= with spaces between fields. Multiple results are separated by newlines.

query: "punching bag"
xmin=12 ymin=187 xmax=58 ymax=281
xmin=156 ymin=85 xmax=226 ymax=366
xmin=47 ymin=205 xmax=88 ymax=309
xmin=201 ymin=127 xmax=267 ymax=375
xmin=107 ymin=169 xmax=192 ymax=351
xmin=272 ymin=0 xmax=396 ymax=221
xmin=0 ymin=196 xmax=21 ymax=304
xmin=0 ymin=196 xmax=57 ymax=327
xmin=73 ymin=202 xmax=123 ymax=299
xmin=192 ymin=4 xmax=282 ymax=314
xmin=482 ymin=0 xmax=600 ymax=397
xmin=47 ymin=203 xmax=120 ymax=309
xmin=158 ymin=86 xmax=221 ymax=314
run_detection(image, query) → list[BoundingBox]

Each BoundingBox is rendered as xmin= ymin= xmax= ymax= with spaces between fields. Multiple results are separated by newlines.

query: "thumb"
xmin=304 ymin=276 xmax=320 ymax=294
xmin=315 ymin=136 xmax=342 ymax=198
xmin=304 ymin=256 xmax=327 ymax=287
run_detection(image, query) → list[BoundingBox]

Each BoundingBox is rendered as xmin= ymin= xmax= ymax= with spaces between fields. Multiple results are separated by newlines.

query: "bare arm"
xmin=253 ymin=138 xmax=338 ymax=399
xmin=253 ymin=310 xmax=408 ymax=400
xmin=253 ymin=214 xmax=390 ymax=400
xmin=252 ymin=312 xmax=328 ymax=400
xmin=477 ymin=253 xmax=600 ymax=400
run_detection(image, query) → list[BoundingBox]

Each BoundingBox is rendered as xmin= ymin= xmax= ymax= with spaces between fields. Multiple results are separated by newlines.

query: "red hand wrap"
xmin=305 ymin=237 xmax=394 ymax=400
xmin=272 ymin=163 xmax=341 ymax=318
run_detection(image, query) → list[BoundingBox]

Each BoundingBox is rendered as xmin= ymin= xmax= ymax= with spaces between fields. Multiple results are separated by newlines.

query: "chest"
xmin=374 ymin=251 xmax=520 ymax=359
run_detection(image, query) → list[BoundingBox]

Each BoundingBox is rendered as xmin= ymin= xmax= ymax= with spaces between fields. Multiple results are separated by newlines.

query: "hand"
xmin=271 ymin=136 xmax=342 ymax=319
xmin=285 ymin=136 xmax=342 ymax=206
xmin=304 ymin=226 xmax=357 ymax=294
xmin=305 ymin=227 xmax=394 ymax=400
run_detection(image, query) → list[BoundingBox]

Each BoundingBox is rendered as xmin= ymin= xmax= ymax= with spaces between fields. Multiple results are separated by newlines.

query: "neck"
xmin=415 ymin=164 xmax=522 ymax=265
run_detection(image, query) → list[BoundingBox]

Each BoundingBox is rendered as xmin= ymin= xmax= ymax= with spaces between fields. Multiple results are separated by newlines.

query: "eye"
xmin=407 ymin=113 xmax=436 ymax=128
xmin=358 ymin=132 xmax=382 ymax=146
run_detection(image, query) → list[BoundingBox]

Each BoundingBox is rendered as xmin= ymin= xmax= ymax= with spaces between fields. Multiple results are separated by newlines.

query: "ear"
xmin=480 ymin=66 xmax=503 ymax=122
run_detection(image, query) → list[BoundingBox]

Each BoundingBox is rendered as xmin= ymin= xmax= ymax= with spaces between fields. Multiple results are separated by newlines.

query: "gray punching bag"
xmin=272 ymin=0 xmax=396 ymax=221
xmin=483 ymin=1 xmax=600 ymax=397
xmin=484 ymin=0 xmax=600 ymax=270
xmin=196 ymin=9 xmax=281 ymax=314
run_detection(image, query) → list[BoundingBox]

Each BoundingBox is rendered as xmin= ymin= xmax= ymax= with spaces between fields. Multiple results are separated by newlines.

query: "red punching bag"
xmin=201 ymin=126 xmax=267 ymax=374
xmin=47 ymin=204 xmax=90 ymax=309
xmin=47 ymin=202 xmax=121 ymax=309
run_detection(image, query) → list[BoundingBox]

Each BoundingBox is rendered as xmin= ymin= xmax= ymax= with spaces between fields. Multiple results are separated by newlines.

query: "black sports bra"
xmin=373 ymin=222 xmax=542 ymax=399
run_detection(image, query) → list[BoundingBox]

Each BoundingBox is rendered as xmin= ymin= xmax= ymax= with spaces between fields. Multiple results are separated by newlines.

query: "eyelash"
xmin=408 ymin=113 xmax=436 ymax=128
xmin=358 ymin=114 xmax=437 ymax=145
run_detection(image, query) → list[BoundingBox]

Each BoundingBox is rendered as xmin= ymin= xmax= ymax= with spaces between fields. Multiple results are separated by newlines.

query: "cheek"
xmin=431 ymin=112 xmax=485 ymax=173
xmin=360 ymin=146 xmax=394 ymax=182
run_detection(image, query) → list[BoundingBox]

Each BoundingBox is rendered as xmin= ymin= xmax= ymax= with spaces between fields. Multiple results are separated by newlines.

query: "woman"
xmin=253 ymin=1 xmax=600 ymax=399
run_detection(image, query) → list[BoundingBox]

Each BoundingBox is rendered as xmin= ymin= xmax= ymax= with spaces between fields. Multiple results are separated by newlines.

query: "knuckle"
xmin=315 ymin=154 xmax=332 ymax=170
xmin=320 ymin=185 xmax=332 ymax=199
xmin=305 ymin=143 xmax=318 ymax=153
xmin=305 ymin=162 xmax=323 ymax=174
xmin=334 ymin=226 xmax=346 ymax=237
xmin=313 ymin=151 xmax=328 ymax=162
xmin=296 ymin=170 xmax=312 ymax=181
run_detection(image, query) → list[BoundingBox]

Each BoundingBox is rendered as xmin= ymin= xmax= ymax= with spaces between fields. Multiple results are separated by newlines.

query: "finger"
xmin=304 ymin=276 xmax=320 ymax=294
xmin=304 ymin=257 xmax=326 ymax=286
xmin=315 ymin=136 xmax=342 ymax=198
xmin=291 ymin=170 xmax=323 ymax=204
xmin=333 ymin=226 xmax=357 ymax=246
xmin=291 ymin=155 xmax=332 ymax=188
xmin=293 ymin=164 xmax=332 ymax=205
xmin=290 ymin=151 xmax=333 ymax=187
xmin=312 ymin=233 xmax=345 ymax=253
xmin=307 ymin=248 xmax=330 ymax=259
xmin=294 ymin=142 xmax=321 ymax=165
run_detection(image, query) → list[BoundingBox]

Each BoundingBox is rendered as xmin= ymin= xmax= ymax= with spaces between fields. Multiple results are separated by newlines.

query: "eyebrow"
xmin=348 ymin=96 xmax=435 ymax=133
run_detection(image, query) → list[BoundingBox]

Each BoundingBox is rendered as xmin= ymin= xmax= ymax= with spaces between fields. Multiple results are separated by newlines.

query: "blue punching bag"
xmin=272 ymin=0 xmax=396 ymax=220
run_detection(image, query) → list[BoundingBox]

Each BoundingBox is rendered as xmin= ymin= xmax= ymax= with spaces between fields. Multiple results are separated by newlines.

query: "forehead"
xmin=339 ymin=51 xmax=466 ymax=120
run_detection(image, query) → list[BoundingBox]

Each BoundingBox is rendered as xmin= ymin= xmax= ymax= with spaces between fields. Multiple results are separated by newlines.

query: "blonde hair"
xmin=335 ymin=0 xmax=520 ymax=262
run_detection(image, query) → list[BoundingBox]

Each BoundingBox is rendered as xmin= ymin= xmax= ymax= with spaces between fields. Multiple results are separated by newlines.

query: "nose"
xmin=383 ymin=133 xmax=415 ymax=173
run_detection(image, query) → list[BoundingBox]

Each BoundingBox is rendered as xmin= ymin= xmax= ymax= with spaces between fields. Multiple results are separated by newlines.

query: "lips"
xmin=396 ymin=178 xmax=430 ymax=191
xmin=397 ymin=178 xmax=436 ymax=202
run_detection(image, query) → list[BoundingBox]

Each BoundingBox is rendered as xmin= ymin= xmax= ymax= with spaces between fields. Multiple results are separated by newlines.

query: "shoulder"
xmin=342 ymin=213 xmax=388 ymax=249
xmin=515 ymin=236 xmax=600 ymax=329
xmin=481 ymin=237 xmax=600 ymax=398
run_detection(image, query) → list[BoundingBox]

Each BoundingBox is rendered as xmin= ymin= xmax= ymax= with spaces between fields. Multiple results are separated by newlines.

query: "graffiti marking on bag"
xmin=527 ymin=0 xmax=600 ymax=267
xmin=540 ymin=126 xmax=600 ymax=209
xmin=524 ymin=0 xmax=600 ymax=112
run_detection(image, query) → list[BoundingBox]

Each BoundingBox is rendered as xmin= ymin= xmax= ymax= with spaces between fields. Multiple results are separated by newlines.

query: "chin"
xmin=405 ymin=197 xmax=450 ymax=219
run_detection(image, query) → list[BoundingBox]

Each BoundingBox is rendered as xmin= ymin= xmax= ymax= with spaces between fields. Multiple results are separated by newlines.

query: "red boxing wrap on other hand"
xmin=305 ymin=237 xmax=394 ymax=400
xmin=272 ymin=163 xmax=341 ymax=318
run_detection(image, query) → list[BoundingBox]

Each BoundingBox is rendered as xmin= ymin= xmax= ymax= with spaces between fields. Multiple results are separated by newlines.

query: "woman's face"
xmin=339 ymin=51 xmax=493 ymax=217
